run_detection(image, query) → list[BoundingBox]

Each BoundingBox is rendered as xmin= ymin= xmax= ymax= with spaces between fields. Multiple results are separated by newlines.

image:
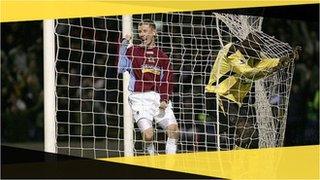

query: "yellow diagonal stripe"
xmin=100 ymin=145 xmax=320 ymax=179
xmin=1 ymin=0 xmax=318 ymax=22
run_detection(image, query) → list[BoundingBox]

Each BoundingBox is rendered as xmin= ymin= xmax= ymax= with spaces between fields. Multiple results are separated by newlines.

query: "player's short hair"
xmin=139 ymin=19 xmax=156 ymax=30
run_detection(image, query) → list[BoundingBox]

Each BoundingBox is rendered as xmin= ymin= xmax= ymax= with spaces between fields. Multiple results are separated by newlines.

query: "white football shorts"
xmin=128 ymin=91 xmax=177 ymax=132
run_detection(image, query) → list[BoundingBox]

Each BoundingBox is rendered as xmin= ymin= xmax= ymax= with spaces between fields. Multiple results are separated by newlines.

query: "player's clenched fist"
xmin=121 ymin=34 xmax=132 ymax=45
xmin=124 ymin=34 xmax=132 ymax=41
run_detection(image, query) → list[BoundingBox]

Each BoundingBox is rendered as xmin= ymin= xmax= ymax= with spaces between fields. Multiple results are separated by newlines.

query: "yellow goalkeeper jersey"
xmin=206 ymin=43 xmax=280 ymax=106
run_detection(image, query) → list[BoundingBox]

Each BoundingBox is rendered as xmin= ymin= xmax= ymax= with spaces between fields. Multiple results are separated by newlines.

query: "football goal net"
xmin=44 ymin=11 xmax=295 ymax=158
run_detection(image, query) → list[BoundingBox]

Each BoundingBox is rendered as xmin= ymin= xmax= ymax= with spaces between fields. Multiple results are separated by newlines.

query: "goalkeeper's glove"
xmin=291 ymin=46 xmax=302 ymax=61
xmin=278 ymin=46 xmax=301 ymax=67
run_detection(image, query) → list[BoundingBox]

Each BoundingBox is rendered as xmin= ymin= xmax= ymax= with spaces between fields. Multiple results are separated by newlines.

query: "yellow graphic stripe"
xmin=100 ymin=145 xmax=320 ymax=179
xmin=1 ymin=0 xmax=318 ymax=22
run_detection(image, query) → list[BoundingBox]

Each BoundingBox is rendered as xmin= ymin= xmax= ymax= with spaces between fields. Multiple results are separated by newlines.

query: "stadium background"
xmin=1 ymin=9 xmax=319 ymax=151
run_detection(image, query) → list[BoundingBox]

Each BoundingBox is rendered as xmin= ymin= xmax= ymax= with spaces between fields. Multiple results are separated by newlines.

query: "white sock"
xmin=165 ymin=138 xmax=177 ymax=154
xmin=146 ymin=143 xmax=155 ymax=156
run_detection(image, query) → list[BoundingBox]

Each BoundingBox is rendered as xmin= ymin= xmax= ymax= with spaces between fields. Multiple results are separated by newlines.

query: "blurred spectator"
xmin=1 ymin=22 xmax=44 ymax=142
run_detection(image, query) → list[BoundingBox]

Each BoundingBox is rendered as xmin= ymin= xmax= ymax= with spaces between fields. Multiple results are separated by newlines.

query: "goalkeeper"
xmin=205 ymin=32 xmax=301 ymax=107
xmin=118 ymin=20 xmax=179 ymax=155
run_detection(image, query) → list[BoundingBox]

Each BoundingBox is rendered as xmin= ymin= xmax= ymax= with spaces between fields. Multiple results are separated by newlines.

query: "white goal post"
xmin=44 ymin=11 xmax=295 ymax=158
xmin=121 ymin=15 xmax=134 ymax=157
xmin=43 ymin=20 xmax=57 ymax=154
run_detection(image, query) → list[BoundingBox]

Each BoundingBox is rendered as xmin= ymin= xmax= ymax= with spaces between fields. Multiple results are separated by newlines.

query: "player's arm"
xmin=159 ymin=55 xmax=173 ymax=110
xmin=228 ymin=50 xmax=279 ymax=80
xmin=118 ymin=34 xmax=132 ymax=74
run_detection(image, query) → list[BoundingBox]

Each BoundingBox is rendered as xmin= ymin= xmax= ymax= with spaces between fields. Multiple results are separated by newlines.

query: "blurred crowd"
xmin=1 ymin=22 xmax=44 ymax=141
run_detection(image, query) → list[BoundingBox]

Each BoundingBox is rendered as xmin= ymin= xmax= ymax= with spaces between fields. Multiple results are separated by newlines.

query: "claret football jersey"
xmin=118 ymin=45 xmax=173 ymax=101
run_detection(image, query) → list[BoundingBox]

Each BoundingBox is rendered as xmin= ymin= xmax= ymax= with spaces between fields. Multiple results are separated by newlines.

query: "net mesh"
xmin=54 ymin=11 xmax=295 ymax=158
